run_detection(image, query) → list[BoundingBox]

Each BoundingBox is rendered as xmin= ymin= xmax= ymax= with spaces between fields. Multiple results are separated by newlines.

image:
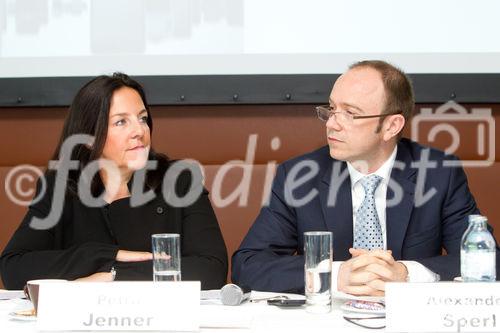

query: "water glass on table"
xmin=151 ymin=233 xmax=181 ymax=282
xmin=304 ymin=231 xmax=332 ymax=313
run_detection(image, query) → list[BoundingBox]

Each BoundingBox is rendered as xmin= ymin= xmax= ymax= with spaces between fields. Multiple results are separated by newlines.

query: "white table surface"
xmin=0 ymin=291 xmax=386 ymax=333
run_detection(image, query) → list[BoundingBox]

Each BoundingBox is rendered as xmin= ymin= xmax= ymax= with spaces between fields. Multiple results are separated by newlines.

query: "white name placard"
xmin=386 ymin=282 xmax=500 ymax=332
xmin=37 ymin=281 xmax=200 ymax=331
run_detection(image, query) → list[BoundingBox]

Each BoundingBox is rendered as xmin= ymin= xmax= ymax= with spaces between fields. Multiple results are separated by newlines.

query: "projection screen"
xmin=1 ymin=0 xmax=499 ymax=106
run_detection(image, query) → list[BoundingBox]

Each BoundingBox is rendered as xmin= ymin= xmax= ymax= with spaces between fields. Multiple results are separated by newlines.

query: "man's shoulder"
xmin=280 ymin=145 xmax=332 ymax=169
xmin=399 ymin=138 xmax=457 ymax=163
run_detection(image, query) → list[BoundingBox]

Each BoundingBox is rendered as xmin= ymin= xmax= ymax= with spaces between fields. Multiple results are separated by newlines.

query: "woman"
xmin=0 ymin=73 xmax=228 ymax=290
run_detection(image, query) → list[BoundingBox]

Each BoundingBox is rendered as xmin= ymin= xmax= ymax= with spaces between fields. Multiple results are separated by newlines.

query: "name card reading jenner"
xmin=37 ymin=281 xmax=200 ymax=331
xmin=386 ymin=282 xmax=500 ymax=333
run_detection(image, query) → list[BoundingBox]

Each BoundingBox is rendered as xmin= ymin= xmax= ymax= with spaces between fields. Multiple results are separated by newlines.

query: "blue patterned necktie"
xmin=353 ymin=174 xmax=384 ymax=250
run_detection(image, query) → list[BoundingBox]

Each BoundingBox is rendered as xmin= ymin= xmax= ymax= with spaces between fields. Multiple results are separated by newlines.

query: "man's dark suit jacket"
xmin=232 ymin=138 xmax=500 ymax=293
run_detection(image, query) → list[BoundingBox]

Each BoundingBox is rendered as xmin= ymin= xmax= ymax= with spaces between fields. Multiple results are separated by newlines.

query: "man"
xmin=232 ymin=60 xmax=499 ymax=296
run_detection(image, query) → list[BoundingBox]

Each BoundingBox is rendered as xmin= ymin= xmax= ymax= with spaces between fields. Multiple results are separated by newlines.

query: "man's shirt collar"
xmin=346 ymin=145 xmax=398 ymax=189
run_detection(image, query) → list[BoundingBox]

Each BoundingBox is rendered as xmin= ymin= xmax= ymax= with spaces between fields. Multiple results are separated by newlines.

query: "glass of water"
xmin=304 ymin=231 xmax=332 ymax=313
xmin=152 ymin=233 xmax=181 ymax=282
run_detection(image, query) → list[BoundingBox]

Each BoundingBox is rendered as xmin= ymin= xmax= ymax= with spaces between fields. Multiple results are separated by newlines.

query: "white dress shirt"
xmin=331 ymin=146 xmax=439 ymax=291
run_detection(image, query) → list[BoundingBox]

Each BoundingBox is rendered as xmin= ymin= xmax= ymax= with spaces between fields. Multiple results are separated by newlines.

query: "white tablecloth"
xmin=0 ymin=291 xmax=385 ymax=332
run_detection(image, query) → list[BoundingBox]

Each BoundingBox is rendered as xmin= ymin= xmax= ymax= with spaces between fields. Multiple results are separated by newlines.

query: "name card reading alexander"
xmin=386 ymin=282 xmax=500 ymax=332
xmin=37 ymin=281 xmax=200 ymax=331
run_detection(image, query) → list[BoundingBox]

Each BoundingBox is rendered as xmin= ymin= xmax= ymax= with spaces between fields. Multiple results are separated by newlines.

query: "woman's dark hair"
xmin=51 ymin=72 xmax=169 ymax=194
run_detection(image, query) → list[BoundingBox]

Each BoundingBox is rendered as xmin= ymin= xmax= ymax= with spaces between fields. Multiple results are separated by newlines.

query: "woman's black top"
xmin=0 ymin=165 xmax=228 ymax=290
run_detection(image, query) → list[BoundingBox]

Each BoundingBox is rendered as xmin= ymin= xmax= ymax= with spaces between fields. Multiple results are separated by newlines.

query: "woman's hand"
xmin=74 ymin=250 xmax=152 ymax=282
xmin=116 ymin=250 xmax=153 ymax=262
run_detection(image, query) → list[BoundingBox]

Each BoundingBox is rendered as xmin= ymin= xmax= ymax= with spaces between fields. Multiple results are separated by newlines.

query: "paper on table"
xmin=0 ymin=290 xmax=25 ymax=300
xmin=200 ymin=304 xmax=253 ymax=328
xmin=332 ymin=290 xmax=384 ymax=303
xmin=200 ymin=289 xmax=221 ymax=300
xmin=200 ymin=289 xmax=223 ymax=305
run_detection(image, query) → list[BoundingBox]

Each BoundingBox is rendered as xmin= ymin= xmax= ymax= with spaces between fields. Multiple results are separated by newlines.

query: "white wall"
xmin=0 ymin=0 xmax=499 ymax=77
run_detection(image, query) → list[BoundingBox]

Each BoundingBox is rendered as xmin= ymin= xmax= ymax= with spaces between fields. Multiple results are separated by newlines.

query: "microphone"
xmin=220 ymin=284 xmax=251 ymax=306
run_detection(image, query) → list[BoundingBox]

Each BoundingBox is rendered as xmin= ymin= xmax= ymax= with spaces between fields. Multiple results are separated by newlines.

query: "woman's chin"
xmin=126 ymin=158 xmax=149 ymax=171
xmin=125 ymin=147 xmax=151 ymax=170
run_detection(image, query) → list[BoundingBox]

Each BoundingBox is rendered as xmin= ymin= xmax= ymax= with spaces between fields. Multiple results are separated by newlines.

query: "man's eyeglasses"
xmin=315 ymin=105 xmax=402 ymax=126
